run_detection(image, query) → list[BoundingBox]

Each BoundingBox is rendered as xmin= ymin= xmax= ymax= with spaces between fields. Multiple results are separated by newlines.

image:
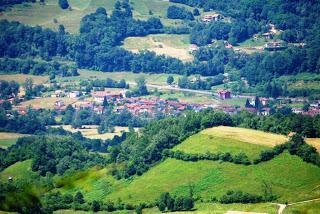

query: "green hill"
xmin=52 ymin=127 xmax=320 ymax=208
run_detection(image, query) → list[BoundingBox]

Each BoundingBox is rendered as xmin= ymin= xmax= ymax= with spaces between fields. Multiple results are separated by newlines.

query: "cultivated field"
xmin=18 ymin=97 xmax=77 ymax=110
xmin=50 ymin=125 xmax=137 ymax=140
xmin=122 ymin=34 xmax=193 ymax=61
xmin=0 ymin=74 xmax=49 ymax=84
xmin=0 ymin=132 xmax=29 ymax=149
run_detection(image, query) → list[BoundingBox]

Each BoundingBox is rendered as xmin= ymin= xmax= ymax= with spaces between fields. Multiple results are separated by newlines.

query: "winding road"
xmin=275 ymin=198 xmax=320 ymax=214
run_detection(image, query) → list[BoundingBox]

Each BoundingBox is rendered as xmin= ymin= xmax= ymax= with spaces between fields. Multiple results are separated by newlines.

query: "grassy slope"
xmin=122 ymin=34 xmax=193 ymax=61
xmin=0 ymin=160 xmax=37 ymax=182
xmin=172 ymin=133 xmax=269 ymax=160
xmin=105 ymin=153 xmax=320 ymax=204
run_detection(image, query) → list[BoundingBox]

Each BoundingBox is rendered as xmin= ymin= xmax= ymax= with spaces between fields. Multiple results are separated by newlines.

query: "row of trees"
xmin=167 ymin=5 xmax=194 ymax=20
xmin=157 ymin=192 xmax=194 ymax=212
xmin=0 ymin=58 xmax=79 ymax=78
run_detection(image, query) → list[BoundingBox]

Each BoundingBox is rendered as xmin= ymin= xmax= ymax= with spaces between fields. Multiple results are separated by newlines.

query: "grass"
xmin=284 ymin=200 xmax=320 ymax=214
xmin=0 ymin=132 xmax=29 ymax=149
xmin=201 ymin=126 xmax=288 ymax=147
xmin=122 ymin=34 xmax=193 ymax=61
xmin=105 ymin=153 xmax=320 ymax=204
xmin=19 ymin=97 xmax=77 ymax=109
xmin=144 ymin=203 xmax=278 ymax=214
xmin=0 ymin=0 xmax=195 ymax=33
xmin=0 ymin=74 xmax=48 ymax=84
xmin=50 ymin=125 xmax=138 ymax=140
xmin=57 ymin=69 xmax=183 ymax=86
xmin=0 ymin=160 xmax=37 ymax=182
xmin=172 ymin=133 xmax=269 ymax=160
xmin=220 ymin=97 xmax=248 ymax=107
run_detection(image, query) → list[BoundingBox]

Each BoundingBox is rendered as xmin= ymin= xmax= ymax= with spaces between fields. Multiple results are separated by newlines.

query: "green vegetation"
xmin=0 ymin=160 xmax=37 ymax=182
xmin=0 ymin=139 xmax=17 ymax=149
xmin=285 ymin=201 xmax=320 ymax=214
xmin=172 ymin=133 xmax=269 ymax=160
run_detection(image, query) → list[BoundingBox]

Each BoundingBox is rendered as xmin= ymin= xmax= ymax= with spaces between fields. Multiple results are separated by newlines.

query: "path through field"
xmin=275 ymin=198 xmax=320 ymax=214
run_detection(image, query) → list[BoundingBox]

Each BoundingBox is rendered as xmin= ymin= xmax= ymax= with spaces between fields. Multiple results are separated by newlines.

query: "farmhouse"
xmin=201 ymin=14 xmax=223 ymax=23
xmin=217 ymin=89 xmax=231 ymax=100
xmin=72 ymin=102 xmax=94 ymax=111
xmin=68 ymin=91 xmax=80 ymax=98
xmin=189 ymin=44 xmax=199 ymax=53
xmin=264 ymin=41 xmax=287 ymax=50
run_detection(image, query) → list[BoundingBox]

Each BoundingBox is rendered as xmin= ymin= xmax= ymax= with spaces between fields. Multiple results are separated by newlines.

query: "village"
xmin=3 ymin=85 xmax=319 ymax=119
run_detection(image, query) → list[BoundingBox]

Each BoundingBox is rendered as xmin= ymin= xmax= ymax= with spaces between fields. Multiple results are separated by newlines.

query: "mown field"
xmin=0 ymin=0 xmax=195 ymax=34
xmin=122 ymin=34 xmax=193 ymax=61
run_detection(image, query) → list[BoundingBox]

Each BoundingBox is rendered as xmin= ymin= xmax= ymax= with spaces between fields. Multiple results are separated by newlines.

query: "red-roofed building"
xmin=217 ymin=89 xmax=231 ymax=100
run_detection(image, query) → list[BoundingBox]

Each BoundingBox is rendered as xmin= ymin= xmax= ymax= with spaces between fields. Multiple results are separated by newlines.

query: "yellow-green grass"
xmin=0 ymin=132 xmax=29 ymax=149
xmin=220 ymin=97 xmax=248 ymax=107
xmin=50 ymin=125 xmax=137 ymax=140
xmin=288 ymin=80 xmax=320 ymax=90
xmin=172 ymin=133 xmax=269 ymax=160
xmin=305 ymin=138 xmax=320 ymax=153
xmin=284 ymin=200 xmax=320 ymax=214
xmin=19 ymin=97 xmax=77 ymax=109
xmin=122 ymin=34 xmax=193 ymax=61
xmin=105 ymin=153 xmax=320 ymax=204
xmin=0 ymin=74 xmax=49 ymax=84
xmin=57 ymin=69 xmax=183 ymax=86
xmin=201 ymin=126 xmax=288 ymax=147
xmin=144 ymin=203 xmax=278 ymax=214
xmin=0 ymin=160 xmax=37 ymax=182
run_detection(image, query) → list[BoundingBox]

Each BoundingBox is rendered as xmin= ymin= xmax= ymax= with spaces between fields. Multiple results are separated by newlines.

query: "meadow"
xmin=284 ymin=200 xmax=320 ymax=214
xmin=122 ymin=34 xmax=193 ymax=61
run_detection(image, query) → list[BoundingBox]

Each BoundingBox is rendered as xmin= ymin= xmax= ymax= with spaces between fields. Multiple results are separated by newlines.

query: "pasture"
xmin=0 ymin=160 xmax=37 ymax=182
xmin=122 ymin=34 xmax=193 ymax=61
xmin=305 ymin=138 xmax=320 ymax=152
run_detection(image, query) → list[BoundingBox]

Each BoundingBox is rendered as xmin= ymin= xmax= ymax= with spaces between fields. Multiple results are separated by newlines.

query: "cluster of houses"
xmin=53 ymin=90 xmax=197 ymax=116
xmin=292 ymin=101 xmax=320 ymax=117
